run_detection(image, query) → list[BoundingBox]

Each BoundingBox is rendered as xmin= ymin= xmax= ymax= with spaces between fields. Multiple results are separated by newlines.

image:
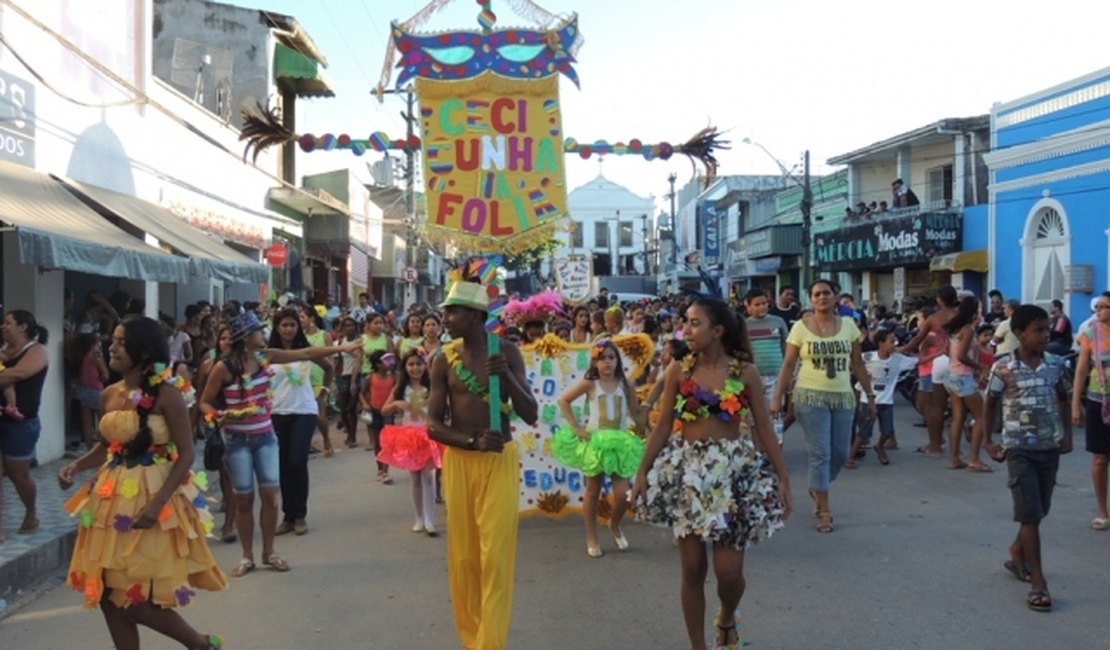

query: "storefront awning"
xmin=273 ymin=42 xmax=334 ymax=98
xmin=930 ymin=249 xmax=988 ymax=273
xmin=0 ymin=161 xmax=191 ymax=282
xmin=58 ymin=178 xmax=269 ymax=284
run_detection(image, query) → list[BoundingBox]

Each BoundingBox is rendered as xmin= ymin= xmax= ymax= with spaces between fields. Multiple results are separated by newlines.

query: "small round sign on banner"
xmin=402 ymin=266 xmax=418 ymax=283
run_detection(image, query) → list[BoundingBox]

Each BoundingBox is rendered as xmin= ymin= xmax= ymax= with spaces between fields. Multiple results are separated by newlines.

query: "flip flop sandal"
xmin=967 ymin=463 xmax=994 ymax=473
xmin=713 ymin=609 xmax=742 ymax=650
xmin=231 ymin=558 xmax=256 ymax=578
xmin=1091 ymin=517 xmax=1110 ymax=531
xmin=17 ymin=518 xmax=40 ymax=535
xmin=1004 ymin=559 xmax=1031 ymax=583
xmin=264 ymin=553 xmax=291 ymax=572
xmin=1026 ymin=589 xmax=1052 ymax=612
xmin=816 ymin=512 xmax=834 ymax=533
xmin=205 ymin=634 xmax=224 ymax=649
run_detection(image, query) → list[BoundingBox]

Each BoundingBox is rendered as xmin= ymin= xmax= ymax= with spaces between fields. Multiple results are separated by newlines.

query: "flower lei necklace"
xmin=443 ymin=340 xmax=512 ymax=414
xmin=204 ymin=352 xmax=274 ymax=426
xmin=126 ymin=363 xmax=197 ymax=409
xmin=674 ymin=354 xmax=748 ymax=423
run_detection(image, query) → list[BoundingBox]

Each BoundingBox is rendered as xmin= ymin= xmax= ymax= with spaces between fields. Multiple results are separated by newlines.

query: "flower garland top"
xmin=673 ymin=354 xmax=749 ymax=423
xmin=443 ymin=340 xmax=512 ymax=415
xmin=105 ymin=440 xmax=179 ymax=469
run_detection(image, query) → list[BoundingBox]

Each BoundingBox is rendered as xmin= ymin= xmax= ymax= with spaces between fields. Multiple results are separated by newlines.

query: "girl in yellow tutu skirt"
xmin=58 ymin=317 xmax=227 ymax=649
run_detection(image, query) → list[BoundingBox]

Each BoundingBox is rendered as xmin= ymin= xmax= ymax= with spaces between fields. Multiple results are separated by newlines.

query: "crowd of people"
xmin=0 ymin=276 xmax=1107 ymax=649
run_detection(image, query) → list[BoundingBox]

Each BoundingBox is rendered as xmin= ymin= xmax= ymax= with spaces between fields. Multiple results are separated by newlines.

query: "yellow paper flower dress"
xmin=64 ymin=410 xmax=228 ymax=609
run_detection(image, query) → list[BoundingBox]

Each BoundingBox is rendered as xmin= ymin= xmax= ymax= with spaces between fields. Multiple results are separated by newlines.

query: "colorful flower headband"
xmin=590 ymin=339 xmax=611 ymax=361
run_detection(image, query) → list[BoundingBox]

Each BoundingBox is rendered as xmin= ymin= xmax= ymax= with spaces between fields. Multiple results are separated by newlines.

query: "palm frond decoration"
xmin=239 ymin=101 xmax=296 ymax=164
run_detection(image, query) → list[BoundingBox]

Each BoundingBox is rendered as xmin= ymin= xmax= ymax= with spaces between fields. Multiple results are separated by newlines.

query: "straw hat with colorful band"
xmin=440 ymin=281 xmax=490 ymax=312
xmin=228 ymin=312 xmax=265 ymax=342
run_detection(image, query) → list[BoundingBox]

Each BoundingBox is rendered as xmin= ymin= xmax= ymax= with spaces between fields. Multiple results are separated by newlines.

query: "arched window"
xmin=1022 ymin=203 xmax=1069 ymax=309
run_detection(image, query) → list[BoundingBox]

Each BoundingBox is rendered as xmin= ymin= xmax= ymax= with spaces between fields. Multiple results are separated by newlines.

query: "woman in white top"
xmin=268 ymin=308 xmax=334 ymax=536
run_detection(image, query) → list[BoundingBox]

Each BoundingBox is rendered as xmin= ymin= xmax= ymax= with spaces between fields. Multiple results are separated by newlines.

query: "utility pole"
xmin=667 ymin=173 xmax=677 ymax=293
xmin=800 ymin=150 xmax=813 ymax=291
xmin=612 ymin=209 xmax=620 ymax=278
xmin=377 ymin=87 xmax=418 ymax=309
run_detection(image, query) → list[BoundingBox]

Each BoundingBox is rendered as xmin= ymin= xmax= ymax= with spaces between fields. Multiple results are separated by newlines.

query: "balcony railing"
xmin=835 ymin=200 xmax=962 ymax=225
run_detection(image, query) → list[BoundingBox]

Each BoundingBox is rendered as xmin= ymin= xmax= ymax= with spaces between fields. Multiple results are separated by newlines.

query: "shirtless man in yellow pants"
xmin=429 ymin=281 xmax=538 ymax=650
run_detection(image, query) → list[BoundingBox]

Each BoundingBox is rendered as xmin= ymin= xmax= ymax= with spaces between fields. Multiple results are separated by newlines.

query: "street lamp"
xmin=742 ymin=138 xmax=813 ymax=291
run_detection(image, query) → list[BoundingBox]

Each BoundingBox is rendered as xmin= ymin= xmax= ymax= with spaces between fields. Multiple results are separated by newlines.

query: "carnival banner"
xmin=417 ymin=75 xmax=567 ymax=251
xmin=513 ymin=333 xmax=653 ymax=517
xmin=554 ymin=255 xmax=592 ymax=305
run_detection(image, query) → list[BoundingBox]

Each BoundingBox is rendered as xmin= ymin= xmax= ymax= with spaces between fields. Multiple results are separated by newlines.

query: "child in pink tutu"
xmin=379 ymin=348 xmax=442 ymax=536
xmin=554 ymin=339 xmax=646 ymax=557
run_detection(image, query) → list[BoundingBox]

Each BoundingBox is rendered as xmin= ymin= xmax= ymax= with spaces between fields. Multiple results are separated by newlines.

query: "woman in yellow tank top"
xmin=361 ymin=313 xmax=395 ymax=375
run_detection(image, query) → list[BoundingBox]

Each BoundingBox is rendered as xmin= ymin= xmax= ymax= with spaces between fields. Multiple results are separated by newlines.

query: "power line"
xmin=319 ymin=2 xmax=379 ymax=93
xmin=0 ymin=32 xmax=139 ymax=108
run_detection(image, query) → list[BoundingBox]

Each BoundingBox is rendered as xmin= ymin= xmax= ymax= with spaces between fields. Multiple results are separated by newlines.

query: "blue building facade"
xmin=986 ymin=68 xmax=1110 ymax=320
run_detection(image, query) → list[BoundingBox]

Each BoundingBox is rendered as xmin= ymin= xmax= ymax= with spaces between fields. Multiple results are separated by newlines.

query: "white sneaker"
xmin=412 ymin=522 xmax=425 ymax=533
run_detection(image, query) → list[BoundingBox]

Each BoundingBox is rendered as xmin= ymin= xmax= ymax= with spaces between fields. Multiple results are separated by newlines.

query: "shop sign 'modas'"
xmin=814 ymin=212 xmax=961 ymax=271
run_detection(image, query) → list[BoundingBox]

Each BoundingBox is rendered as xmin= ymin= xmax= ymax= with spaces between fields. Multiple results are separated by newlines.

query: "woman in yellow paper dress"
xmin=58 ymin=316 xmax=227 ymax=650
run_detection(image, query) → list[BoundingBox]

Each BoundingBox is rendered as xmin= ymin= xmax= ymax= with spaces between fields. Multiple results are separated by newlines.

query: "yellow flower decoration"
xmin=541 ymin=437 xmax=554 ymax=456
xmin=680 ymin=354 xmax=697 ymax=376
xmin=521 ymin=434 xmax=536 ymax=454
xmin=119 ymin=479 xmax=140 ymax=500
xmin=200 ymin=519 xmax=215 ymax=536
xmin=192 ymin=471 xmax=209 ymax=491
xmin=529 ymin=333 xmax=567 ymax=359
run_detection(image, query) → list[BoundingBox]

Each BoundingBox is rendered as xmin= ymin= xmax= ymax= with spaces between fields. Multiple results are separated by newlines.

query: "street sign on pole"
xmin=402 ymin=266 xmax=418 ymax=283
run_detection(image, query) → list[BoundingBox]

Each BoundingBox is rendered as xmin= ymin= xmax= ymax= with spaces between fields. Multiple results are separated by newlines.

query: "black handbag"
xmin=203 ymin=425 xmax=225 ymax=471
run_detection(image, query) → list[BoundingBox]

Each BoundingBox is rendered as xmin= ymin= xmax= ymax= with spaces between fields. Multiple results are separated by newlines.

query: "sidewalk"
xmin=0 ymin=456 xmax=80 ymax=612
xmin=0 ymin=447 xmax=219 ymax=614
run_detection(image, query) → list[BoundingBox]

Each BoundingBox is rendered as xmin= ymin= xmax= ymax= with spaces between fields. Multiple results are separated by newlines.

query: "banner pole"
xmin=488 ymin=332 xmax=502 ymax=431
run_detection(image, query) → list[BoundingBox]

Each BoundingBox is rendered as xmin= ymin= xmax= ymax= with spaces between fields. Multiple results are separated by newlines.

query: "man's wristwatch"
xmin=466 ymin=434 xmax=478 ymax=450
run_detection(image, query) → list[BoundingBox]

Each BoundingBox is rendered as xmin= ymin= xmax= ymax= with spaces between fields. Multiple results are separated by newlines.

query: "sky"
xmin=244 ymin=0 xmax=1109 ymax=211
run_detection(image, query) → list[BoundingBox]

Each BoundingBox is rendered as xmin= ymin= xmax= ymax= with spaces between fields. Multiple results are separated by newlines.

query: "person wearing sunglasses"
xmin=771 ymin=279 xmax=876 ymax=534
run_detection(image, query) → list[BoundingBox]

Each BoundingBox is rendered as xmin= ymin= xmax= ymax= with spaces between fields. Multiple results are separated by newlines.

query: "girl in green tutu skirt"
xmin=554 ymin=339 xmax=646 ymax=557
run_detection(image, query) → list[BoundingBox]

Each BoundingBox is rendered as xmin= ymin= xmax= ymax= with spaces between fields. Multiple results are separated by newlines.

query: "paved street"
xmin=1 ymin=402 xmax=1107 ymax=649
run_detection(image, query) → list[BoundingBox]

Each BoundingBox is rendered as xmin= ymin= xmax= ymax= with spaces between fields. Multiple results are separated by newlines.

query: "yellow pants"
xmin=443 ymin=443 xmax=520 ymax=650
